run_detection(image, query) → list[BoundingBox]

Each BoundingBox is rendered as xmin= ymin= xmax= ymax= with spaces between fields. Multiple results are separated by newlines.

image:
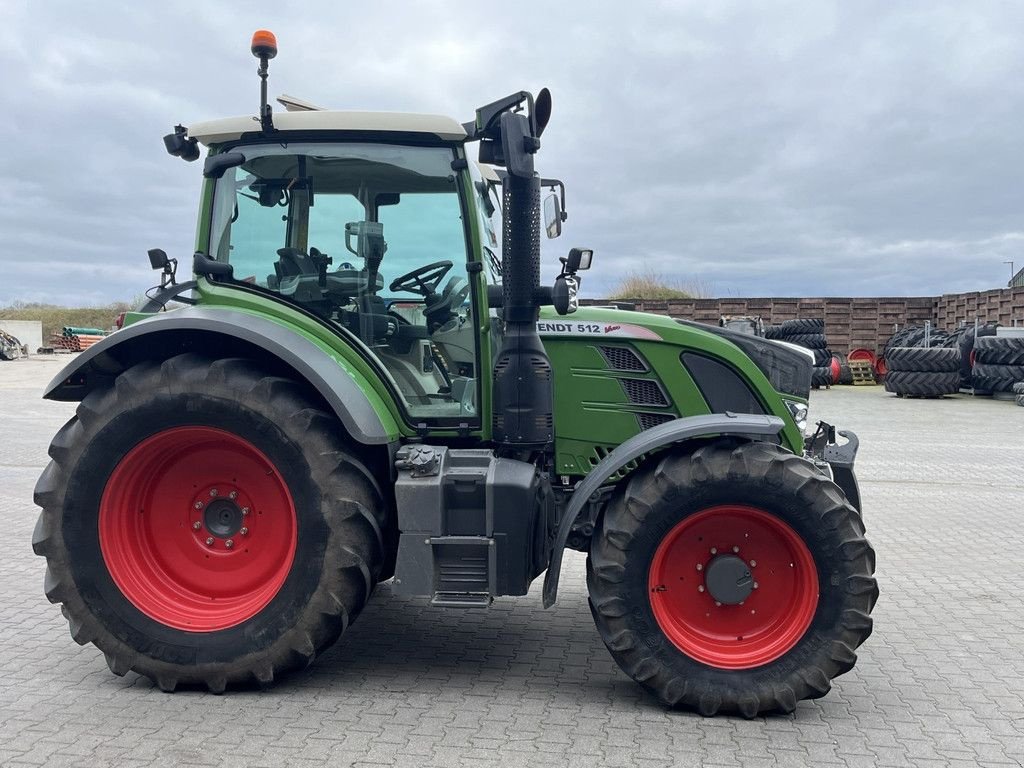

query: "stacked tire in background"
xmin=765 ymin=318 xmax=833 ymax=387
xmin=972 ymin=336 xmax=1024 ymax=394
xmin=1015 ymin=382 xmax=1024 ymax=407
xmin=945 ymin=322 xmax=998 ymax=389
xmin=883 ymin=346 xmax=961 ymax=397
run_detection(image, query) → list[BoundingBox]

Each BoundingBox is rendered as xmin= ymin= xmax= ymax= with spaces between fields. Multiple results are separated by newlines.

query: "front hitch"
xmin=805 ymin=423 xmax=862 ymax=513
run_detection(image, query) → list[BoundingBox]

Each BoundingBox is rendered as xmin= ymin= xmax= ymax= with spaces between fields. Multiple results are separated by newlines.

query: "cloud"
xmin=1 ymin=0 xmax=1023 ymax=306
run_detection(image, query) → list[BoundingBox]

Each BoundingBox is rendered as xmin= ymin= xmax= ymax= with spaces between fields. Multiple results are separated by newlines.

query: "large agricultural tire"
xmin=971 ymin=363 xmax=1024 ymax=393
xmin=587 ymin=441 xmax=876 ymax=718
xmin=884 ymin=370 xmax=959 ymax=397
xmin=834 ymin=356 xmax=853 ymax=385
xmin=33 ymin=354 xmax=387 ymax=692
xmin=764 ymin=326 xmax=785 ymax=340
xmin=1014 ymin=382 xmax=1024 ymax=395
xmin=811 ymin=347 xmax=832 ymax=366
xmin=783 ymin=333 xmax=828 ymax=349
xmin=885 ymin=346 xmax=960 ymax=373
xmin=811 ymin=366 xmax=833 ymax=388
xmin=780 ymin=318 xmax=825 ymax=334
xmin=957 ymin=324 xmax=998 ymax=386
xmin=974 ymin=336 xmax=1024 ymax=366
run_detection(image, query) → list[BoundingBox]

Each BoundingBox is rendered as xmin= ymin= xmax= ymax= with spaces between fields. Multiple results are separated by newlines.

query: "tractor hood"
xmin=536 ymin=305 xmax=811 ymax=401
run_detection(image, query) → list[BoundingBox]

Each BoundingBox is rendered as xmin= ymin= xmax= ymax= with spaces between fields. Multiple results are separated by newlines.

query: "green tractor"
xmin=33 ymin=31 xmax=876 ymax=717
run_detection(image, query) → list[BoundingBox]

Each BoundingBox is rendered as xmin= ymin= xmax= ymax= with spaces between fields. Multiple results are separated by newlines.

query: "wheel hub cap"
xmin=704 ymin=554 xmax=753 ymax=605
xmin=203 ymin=498 xmax=244 ymax=538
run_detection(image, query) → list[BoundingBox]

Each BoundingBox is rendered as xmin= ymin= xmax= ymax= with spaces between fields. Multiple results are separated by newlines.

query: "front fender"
xmin=44 ymin=307 xmax=399 ymax=445
xmin=542 ymin=412 xmax=786 ymax=607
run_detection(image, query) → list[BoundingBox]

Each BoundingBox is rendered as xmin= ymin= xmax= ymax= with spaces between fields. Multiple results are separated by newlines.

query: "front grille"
xmin=598 ymin=345 xmax=647 ymax=371
xmin=621 ymin=378 xmax=668 ymax=407
xmin=636 ymin=412 xmax=675 ymax=431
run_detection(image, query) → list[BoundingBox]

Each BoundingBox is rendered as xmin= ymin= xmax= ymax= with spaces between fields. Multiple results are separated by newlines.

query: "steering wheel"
xmin=389 ymin=260 xmax=453 ymax=296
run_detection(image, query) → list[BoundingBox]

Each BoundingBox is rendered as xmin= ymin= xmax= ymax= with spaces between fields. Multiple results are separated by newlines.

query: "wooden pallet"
xmin=849 ymin=360 xmax=876 ymax=385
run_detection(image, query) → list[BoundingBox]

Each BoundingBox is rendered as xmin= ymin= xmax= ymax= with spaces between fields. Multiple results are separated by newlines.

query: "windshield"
xmin=207 ymin=142 xmax=478 ymax=421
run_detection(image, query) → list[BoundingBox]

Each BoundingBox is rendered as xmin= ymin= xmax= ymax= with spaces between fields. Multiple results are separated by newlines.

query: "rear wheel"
xmin=33 ymin=354 xmax=387 ymax=691
xmin=587 ymin=441 xmax=876 ymax=717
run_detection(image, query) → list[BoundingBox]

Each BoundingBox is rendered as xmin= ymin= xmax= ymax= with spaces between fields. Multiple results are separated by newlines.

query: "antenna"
xmin=250 ymin=30 xmax=278 ymax=133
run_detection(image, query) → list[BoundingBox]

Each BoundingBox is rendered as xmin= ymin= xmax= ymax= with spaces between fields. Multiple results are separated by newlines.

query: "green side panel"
xmin=540 ymin=306 xmax=804 ymax=473
xmin=195 ymin=279 xmax=403 ymax=440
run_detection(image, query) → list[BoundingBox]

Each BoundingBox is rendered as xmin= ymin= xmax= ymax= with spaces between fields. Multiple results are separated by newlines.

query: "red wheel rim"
xmin=648 ymin=505 xmax=818 ymax=669
xmin=99 ymin=426 xmax=297 ymax=632
xmin=874 ymin=357 xmax=888 ymax=377
xmin=829 ymin=356 xmax=841 ymax=384
xmin=847 ymin=348 xmax=876 ymax=365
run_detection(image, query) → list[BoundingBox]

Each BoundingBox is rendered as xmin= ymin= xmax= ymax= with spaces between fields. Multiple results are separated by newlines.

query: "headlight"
xmin=783 ymin=399 xmax=809 ymax=433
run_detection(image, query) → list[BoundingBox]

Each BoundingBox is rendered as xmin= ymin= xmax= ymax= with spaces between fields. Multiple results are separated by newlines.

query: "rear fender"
xmin=44 ymin=307 xmax=399 ymax=446
xmin=542 ymin=412 xmax=786 ymax=607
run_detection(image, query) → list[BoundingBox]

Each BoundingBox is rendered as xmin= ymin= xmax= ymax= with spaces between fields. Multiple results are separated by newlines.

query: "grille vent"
xmin=598 ymin=346 xmax=647 ymax=371
xmin=621 ymin=378 xmax=668 ymax=407
xmin=636 ymin=412 xmax=675 ymax=431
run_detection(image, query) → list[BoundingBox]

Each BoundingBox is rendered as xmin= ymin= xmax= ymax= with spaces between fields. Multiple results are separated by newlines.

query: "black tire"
xmin=811 ymin=347 xmax=832 ymax=366
xmin=957 ymin=324 xmax=998 ymax=386
xmin=885 ymin=346 xmax=960 ymax=373
xmin=587 ymin=441 xmax=876 ymax=718
xmin=974 ymin=336 xmax=1024 ymax=366
xmin=1014 ymin=382 xmax=1024 ymax=395
xmin=884 ymin=370 xmax=959 ymax=397
xmin=1016 ymin=394 xmax=1024 ymax=407
xmin=835 ymin=356 xmax=853 ymax=385
xmin=33 ymin=354 xmax=388 ymax=692
xmin=783 ymin=333 xmax=828 ymax=349
xmin=971 ymin=363 xmax=1024 ymax=393
xmin=780 ymin=318 xmax=825 ymax=334
xmin=811 ymin=366 xmax=833 ymax=387
xmin=764 ymin=326 xmax=785 ymax=340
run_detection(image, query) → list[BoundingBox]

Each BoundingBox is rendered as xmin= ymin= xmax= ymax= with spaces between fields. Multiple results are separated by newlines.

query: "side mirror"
xmin=148 ymin=249 xmax=169 ymax=270
xmin=565 ymin=247 xmax=593 ymax=272
xmin=552 ymin=275 xmax=580 ymax=315
xmin=544 ymin=194 xmax=562 ymax=239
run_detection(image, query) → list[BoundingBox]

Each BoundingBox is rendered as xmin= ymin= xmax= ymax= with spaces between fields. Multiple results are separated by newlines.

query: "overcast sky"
xmin=2 ymin=0 xmax=1023 ymax=306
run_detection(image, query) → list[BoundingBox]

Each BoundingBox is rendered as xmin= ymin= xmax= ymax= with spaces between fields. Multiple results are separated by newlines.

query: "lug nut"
xmin=225 ymin=539 xmax=234 ymax=549
xmin=240 ymin=527 xmax=249 ymax=536
xmin=194 ymin=501 xmax=204 ymax=510
xmin=753 ymin=582 xmax=759 ymax=589
xmin=192 ymin=521 xmax=202 ymax=530
xmin=750 ymin=560 xmax=757 ymax=567
xmin=710 ymin=547 xmax=717 ymax=555
xmin=209 ymin=488 xmax=219 ymax=497
xmin=229 ymin=491 xmax=238 ymax=500
xmin=696 ymin=563 xmax=703 ymax=571
xmin=698 ymin=585 xmax=705 ymax=593
xmin=205 ymin=537 xmax=214 ymax=546
xmin=732 ymin=546 xmax=740 ymax=553
xmin=715 ymin=601 xmax=722 ymax=607
xmin=241 ymin=507 xmax=250 ymax=516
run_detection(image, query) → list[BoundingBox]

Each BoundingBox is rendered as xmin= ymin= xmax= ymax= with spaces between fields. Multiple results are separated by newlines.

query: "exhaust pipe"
xmin=491 ymin=111 xmax=554 ymax=450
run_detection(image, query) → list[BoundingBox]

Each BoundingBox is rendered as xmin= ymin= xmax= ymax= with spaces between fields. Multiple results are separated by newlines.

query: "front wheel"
xmin=33 ymin=354 xmax=387 ymax=691
xmin=587 ymin=441 xmax=877 ymax=717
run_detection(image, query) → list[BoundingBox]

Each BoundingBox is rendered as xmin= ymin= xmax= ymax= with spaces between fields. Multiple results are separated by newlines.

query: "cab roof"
xmin=188 ymin=110 xmax=468 ymax=146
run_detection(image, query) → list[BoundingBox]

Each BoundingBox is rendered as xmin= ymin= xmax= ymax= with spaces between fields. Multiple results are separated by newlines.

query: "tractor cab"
xmin=191 ymin=126 xmax=483 ymax=421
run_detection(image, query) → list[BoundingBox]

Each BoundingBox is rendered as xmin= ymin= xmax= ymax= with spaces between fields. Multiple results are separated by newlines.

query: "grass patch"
xmin=0 ymin=301 xmax=135 ymax=341
xmin=607 ymin=270 xmax=710 ymax=301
